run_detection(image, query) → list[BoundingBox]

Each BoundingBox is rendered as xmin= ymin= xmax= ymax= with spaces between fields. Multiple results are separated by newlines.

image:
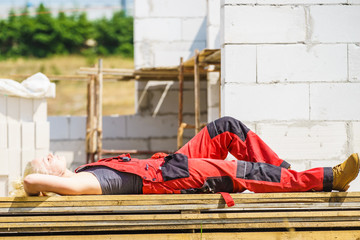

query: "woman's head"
xmin=30 ymin=154 xmax=67 ymax=177
xmin=10 ymin=154 xmax=67 ymax=197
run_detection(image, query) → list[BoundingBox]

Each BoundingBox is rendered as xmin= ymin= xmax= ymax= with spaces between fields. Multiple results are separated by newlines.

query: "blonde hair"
xmin=9 ymin=161 xmax=56 ymax=197
xmin=9 ymin=162 xmax=37 ymax=197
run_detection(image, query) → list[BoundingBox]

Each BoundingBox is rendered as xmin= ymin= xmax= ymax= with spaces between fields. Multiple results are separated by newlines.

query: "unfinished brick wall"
xmin=220 ymin=0 xmax=360 ymax=190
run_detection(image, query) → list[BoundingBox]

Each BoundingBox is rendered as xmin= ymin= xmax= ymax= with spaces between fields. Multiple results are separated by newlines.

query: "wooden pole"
xmin=177 ymin=57 xmax=184 ymax=149
xmin=86 ymin=74 xmax=96 ymax=163
xmin=96 ymin=59 xmax=103 ymax=160
xmin=194 ymin=49 xmax=200 ymax=134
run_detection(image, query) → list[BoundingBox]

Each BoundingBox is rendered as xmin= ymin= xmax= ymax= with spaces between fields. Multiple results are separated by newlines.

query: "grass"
xmin=0 ymin=55 xmax=135 ymax=116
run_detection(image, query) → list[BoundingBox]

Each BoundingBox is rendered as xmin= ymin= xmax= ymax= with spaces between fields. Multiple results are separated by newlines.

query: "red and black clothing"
xmin=76 ymin=117 xmax=333 ymax=198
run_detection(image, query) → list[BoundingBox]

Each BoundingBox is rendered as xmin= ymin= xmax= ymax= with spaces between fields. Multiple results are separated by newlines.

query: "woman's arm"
xmin=23 ymin=172 xmax=102 ymax=196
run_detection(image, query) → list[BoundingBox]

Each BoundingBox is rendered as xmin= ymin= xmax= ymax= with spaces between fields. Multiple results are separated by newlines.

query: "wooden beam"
xmin=194 ymin=49 xmax=201 ymax=134
xmin=95 ymin=59 xmax=103 ymax=161
xmin=1 ymin=231 xmax=360 ymax=240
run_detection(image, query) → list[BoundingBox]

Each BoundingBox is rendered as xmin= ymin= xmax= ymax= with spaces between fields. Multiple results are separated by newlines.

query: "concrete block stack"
xmin=221 ymin=0 xmax=360 ymax=190
xmin=0 ymin=96 xmax=50 ymax=196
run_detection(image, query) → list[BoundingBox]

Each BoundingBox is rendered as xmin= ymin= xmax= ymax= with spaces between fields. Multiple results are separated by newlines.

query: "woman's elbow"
xmin=23 ymin=174 xmax=41 ymax=196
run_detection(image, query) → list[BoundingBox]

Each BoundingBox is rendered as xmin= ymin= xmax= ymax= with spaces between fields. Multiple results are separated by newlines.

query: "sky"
xmin=0 ymin=0 xmax=134 ymax=19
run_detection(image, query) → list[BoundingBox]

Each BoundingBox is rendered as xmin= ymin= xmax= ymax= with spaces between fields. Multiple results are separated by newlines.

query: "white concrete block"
xmin=207 ymin=72 xmax=220 ymax=122
xmin=350 ymin=122 xmax=360 ymax=154
xmin=309 ymin=159 xmax=342 ymax=169
xmin=135 ymin=18 xmax=182 ymax=42
xmin=21 ymin=122 xmax=35 ymax=150
xmin=126 ymin=115 xmax=178 ymax=138
xmin=285 ymin=160 xmax=309 ymax=172
xmin=257 ymin=44 xmax=347 ymax=83
xmin=103 ymin=116 xmax=126 ymax=138
xmin=150 ymin=138 xmax=177 ymax=152
xmin=35 ymin=122 xmax=50 ymax=149
xmin=222 ymin=0 xmax=257 ymax=6
xmin=0 ymin=122 xmax=7 ymax=149
xmin=135 ymin=40 xmax=207 ymax=68
xmin=69 ymin=116 xmax=86 ymax=140
xmin=222 ymin=45 xmax=256 ymax=83
xmin=134 ymin=40 xmax=154 ymax=69
xmin=182 ymin=18 xmax=207 ymax=41
xmin=48 ymin=116 xmax=69 ymax=140
xmin=349 ymin=44 xmax=360 ymax=82
xmin=310 ymin=83 xmax=360 ymax=121
xmin=21 ymin=150 xmax=35 ymax=175
xmin=223 ymin=6 xmax=306 ymax=43
xmin=348 ymin=180 xmax=360 ymax=192
xmin=207 ymin=25 xmax=221 ymax=49
xmin=8 ymin=122 xmax=21 ymax=149
xmin=135 ymin=0 xmax=207 ymax=18
xmin=221 ymin=83 xmax=309 ymax=121
xmin=103 ymin=139 xmax=149 ymax=152
xmin=50 ymin=140 xmax=86 ymax=168
xmin=311 ymin=6 xmax=360 ymax=43
xmin=20 ymin=98 xmax=33 ymax=122
xmin=0 ymin=176 xmax=8 ymax=197
xmin=33 ymin=99 xmax=47 ymax=122
xmin=255 ymin=0 xmax=346 ymax=4
xmin=257 ymin=122 xmax=348 ymax=161
xmin=208 ymin=0 xmax=221 ymax=26
xmin=0 ymin=95 xmax=6 ymax=122
xmin=7 ymin=149 xmax=21 ymax=179
xmin=0 ymin=150 xmax=8 ymax=175
xmin=6 ymin=97 xmax=19 ymax=122
xmin=147 ymin=89 xmax=207 ymax=115
xmin=153 ymin=41 xmax=206 ymax=67
xmin=35 ymin=149 xmax=48 ymax=161
xmin=134 ymin=0 xmax=151 ymax=18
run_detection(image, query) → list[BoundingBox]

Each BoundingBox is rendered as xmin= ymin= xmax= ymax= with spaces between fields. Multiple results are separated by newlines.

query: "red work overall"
xmin=176 ymin=116 xmax=332 ymax=193
xmin=76 ymin=117 xmax=333 ymax=196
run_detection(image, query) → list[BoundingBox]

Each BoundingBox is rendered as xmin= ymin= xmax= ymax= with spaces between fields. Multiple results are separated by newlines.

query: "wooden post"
xmin=177 ymin=57 xmax=184 ymax=149
xmin=194 ymin=49 xmax=200 ymax=134
xmin=86 ymin=74 xmax=96 ymax=163
xmin=96 ymin=59 xmax=103 ymax=160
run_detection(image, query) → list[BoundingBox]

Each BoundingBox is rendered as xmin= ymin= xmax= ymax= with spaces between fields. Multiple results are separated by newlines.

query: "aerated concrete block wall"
xmin=220 ymin=0 xmax=360 ymax=190
xmin=0 ymin=96 xmax=50 ymax=196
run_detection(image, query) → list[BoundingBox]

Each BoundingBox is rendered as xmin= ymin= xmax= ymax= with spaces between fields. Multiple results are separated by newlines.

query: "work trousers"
xmin=176 ymin=117 xmax=333 ymax=192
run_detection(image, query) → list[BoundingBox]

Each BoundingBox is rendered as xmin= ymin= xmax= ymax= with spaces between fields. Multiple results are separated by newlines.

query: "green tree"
xmin=0 ymin=5 xmax=133 ymax=59
xmin=94 ymin=11 xmax=133 ymax=57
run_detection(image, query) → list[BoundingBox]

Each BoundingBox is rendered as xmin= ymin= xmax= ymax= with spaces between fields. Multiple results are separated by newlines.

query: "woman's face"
xmin=31 ymin=154 xmax=67 ymax=176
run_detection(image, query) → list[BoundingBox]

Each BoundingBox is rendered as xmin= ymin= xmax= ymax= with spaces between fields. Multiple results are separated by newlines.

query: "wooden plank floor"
xmin=0 ymin=192 xmax=360 ymax=237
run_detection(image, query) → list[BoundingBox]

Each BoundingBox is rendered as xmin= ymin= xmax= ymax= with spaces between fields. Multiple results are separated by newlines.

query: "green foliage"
xmin=0 ymin=4 xmax=133 ymax=59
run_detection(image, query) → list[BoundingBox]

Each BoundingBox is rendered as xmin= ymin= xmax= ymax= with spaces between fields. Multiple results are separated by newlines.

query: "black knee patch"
xmin=207 ymin=116 xmax=250 ymax=141
xmin=181 ymin=176 xmax=234 ymax=194
xmin=236 ymin=160 xmax=281 ymax=183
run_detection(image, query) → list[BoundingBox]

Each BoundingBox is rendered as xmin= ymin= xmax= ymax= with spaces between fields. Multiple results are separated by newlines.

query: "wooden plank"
xmin=1 ymin=202 xmax=360 ymax=215
xmin=2 ymin=192 xmax=360 ymax=203
xmin=2 ymin=231 xmax=360 ymax=240
xmin=2 ymin=221 xmax=360 ymax=233
xmin=2 ymin=195 xmax=360 ymax=208
xmin=1 ymin=210 xmax=360 ymax=223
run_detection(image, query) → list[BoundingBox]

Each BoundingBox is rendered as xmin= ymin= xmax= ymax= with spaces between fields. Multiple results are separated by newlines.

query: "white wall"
xmin=0 ymin=96 xmax=50 ymax=196
xmin=221 ymin=0 xmax=360 ymax=190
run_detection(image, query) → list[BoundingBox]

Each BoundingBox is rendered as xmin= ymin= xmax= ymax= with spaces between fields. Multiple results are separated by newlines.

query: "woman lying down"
xmin=14 ymin=117 xmax=360 ymax=198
